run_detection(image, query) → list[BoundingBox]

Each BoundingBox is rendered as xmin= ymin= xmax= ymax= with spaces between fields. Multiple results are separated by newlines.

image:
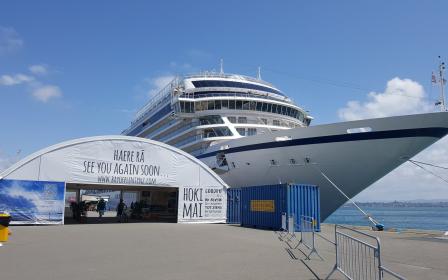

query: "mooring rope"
xmin=307 ymin=161 xmax=382 ymax=228
xmin=407 ymin=159 xmax=448 ymax=185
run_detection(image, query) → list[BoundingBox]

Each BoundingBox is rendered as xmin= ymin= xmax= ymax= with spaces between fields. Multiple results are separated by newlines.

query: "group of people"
xmin=69 ymin=198 xmax=128 ymax=222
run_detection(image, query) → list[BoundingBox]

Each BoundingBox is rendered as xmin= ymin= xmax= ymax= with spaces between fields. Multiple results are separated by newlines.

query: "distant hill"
xmin=343 ymin=200 xmax=448 ymax=207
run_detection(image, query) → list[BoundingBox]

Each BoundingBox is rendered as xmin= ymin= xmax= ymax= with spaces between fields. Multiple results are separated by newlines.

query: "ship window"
xmin=202 ymin=101 xmax=208 ymax=111
xmin=228 ymin=116 xmax=237 ymax=123
xmin=215 ymin=100 xmax=222 ymax=110
xmin=194 ymin=102 xmax=202 ymax=111
xmin=261 ymin=118 xmax=267 ymax=124
xmin=200 ymin=115 xmax=224 ymax=125
xmin=273 ymin=120 xmax=280 ymax=126
xmin=208 ymin=100 xmax=215 ymax=110
xmin=203 ymin=128 xmax=217 ymax=138
xmin=267 ymin=103 xmax=272 ymax=112
xmin=286 ymin=107 xmax=291 ymax=116
xmin=256 ymin=102 xmax=263 ymax=111
xmin=242 ymin=100 xmax=250 ymax=110
xmin=262 ymin=102 xmax=268 ymax=112
xmin=229 ymin=100 xmax=236 ymax=109
xmin=221 ymin=99 xmax=229 ymax=109
xmin=247 ymin=128 xmax=257 ymax=136
xmin=236 ymin=128 xmax=246 ymax=136
xmin=203 ymin=127 xmax=232 ymax=138
xmin=289 ymin=158 xmax=296 ymax=165
xmin=270 ymin=159 xmax=278 ymax=166
xmin=272 ymin=104 xmax=278 ymax=113
xmin=250 ymin=101 xmax=256 ymax=110
xmin=236 ymin=100 xmax=243 ymax=110
xmin=238 ymin=117 xmax=247 ymax=123
xmin=180 ymin=101 xmax=185 ymax=112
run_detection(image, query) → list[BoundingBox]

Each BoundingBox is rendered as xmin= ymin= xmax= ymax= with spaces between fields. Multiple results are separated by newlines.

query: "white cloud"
xmin=29 ymin=64 xmax=47 ymax=76
xmin=0 ymin=74 xmax=34 ymax=86
xmin=146 ymin=75 xmax=175 ymax=97
xmin=354 ymin=136 xmax=448 ymax=202
xmin=338 ymin=77 xmax=448 ymax=202
xmin=32 ymin=85 xmax=62 ymax=103
xmin=338 ymin=77 xmax=433 ymax=121
xmin=0 ymin=26 xmax=23 ymax=55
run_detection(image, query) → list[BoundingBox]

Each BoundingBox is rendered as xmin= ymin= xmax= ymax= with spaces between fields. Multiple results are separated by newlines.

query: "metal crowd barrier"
xmin=277 ymin=213 xmax=297 ymax=242
xmin=278 ymin=212 xmax=288 ymax=240
xmin=326 ymin=224 xmax=406 ymax=280
xmin=298 ymin=215 xmax=323 ymax=260
xmin=286 ymin=214 xmax=297 ymax=242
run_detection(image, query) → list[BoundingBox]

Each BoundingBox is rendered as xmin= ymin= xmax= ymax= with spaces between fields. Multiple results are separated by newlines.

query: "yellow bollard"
xmin=0 ymin=213 xmax=11 ymax=242
xmin=0 ymin=226 xmax=9 ymax=242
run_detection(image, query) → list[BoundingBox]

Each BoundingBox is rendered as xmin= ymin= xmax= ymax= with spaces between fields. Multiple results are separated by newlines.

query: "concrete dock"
xmin=0 ymin=223 xmax=447 ymax=280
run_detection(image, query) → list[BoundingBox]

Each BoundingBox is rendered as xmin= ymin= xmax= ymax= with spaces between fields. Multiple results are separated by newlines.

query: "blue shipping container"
xmin=227 ymin=188 xmax=241 ymax=224
xmin=240 ymin=184 xmax=320 ymax=232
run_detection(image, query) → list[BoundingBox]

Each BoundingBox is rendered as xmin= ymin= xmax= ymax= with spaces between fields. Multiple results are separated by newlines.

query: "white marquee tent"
xmin=0 ymin=136 xmax=228 ymax=224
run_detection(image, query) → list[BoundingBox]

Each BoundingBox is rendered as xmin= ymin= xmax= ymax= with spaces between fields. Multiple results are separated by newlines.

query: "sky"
xmin=1 ymin=1 xmax=448 ymax=201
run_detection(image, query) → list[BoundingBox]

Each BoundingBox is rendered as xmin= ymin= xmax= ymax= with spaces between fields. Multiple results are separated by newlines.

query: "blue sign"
xmin=0 ymin=179 xmax=65 ymax=224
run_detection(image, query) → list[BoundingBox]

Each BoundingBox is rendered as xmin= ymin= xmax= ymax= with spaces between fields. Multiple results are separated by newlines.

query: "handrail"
xmin=183 ymin=72 xmax=277 ymax=88
xmin=157 ymin=121 xmax=200 ymax=142
xmin=179 ymin=91 xmax=290 ymax=103
xmin=132 ymin=77 xmax=181 ymax=124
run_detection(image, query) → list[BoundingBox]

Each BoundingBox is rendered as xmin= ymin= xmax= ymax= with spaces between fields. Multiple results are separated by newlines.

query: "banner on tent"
xmin=0 ymin=179 xmax=65 ymax=225
xmin=178 ymin=185 xmax=226 ymax=223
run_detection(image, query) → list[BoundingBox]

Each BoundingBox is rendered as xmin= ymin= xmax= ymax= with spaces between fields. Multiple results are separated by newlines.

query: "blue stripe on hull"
xmin=197 ymin=127 xmax=448 ymax=159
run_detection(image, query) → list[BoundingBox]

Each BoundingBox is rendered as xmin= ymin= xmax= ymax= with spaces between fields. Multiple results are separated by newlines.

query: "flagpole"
xmin=439 ymin=57 xmax=446 ymax=111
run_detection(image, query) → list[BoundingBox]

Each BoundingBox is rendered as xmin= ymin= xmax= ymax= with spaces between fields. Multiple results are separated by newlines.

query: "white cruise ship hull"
xmin=198 ymin=112 xmax=448 ymax=220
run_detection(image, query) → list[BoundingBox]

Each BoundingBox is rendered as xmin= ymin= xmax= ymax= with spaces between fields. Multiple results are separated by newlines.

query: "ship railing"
xmin=132 ymin=77 xmax=181 ymax=125
xmin=157 ymin=121 xmax=200 ymax=142
xmin=183 ymin=72 xmax=276 ymax=88
xmin=179 ymin=91 xmax=290 ymax=102
xmin=326 ymin=224 xmax=406 ymax=280
xmin=173 ymin=134 xmax=203 ymax=148
xmin=172 ymin=130 xmax=233 ymax=148
xmin=145 ymin=120 xmax=182 ymax=140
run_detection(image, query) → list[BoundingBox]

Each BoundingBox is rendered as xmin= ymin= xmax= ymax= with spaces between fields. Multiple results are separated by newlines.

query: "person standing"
xmin=97 ymin=198 xmax=106 ymax=220
xmin=117 ymin=199 xmax=127 ymax=222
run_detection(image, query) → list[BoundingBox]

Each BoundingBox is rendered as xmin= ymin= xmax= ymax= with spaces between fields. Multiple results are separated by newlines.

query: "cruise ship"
xmin=122 ymin=71 xmax=448 ymax=220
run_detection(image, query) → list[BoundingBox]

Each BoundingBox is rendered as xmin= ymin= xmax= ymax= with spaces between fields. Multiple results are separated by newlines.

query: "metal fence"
xmin=277 ymin=212 xmax=288 ymax=240
xmin=299 ymin=215 xmax=323 ymax=260
xmin=326 ymin=225 xmax=406 ymax=280
xmin=286 ymin=214 xmax=297 ymax=242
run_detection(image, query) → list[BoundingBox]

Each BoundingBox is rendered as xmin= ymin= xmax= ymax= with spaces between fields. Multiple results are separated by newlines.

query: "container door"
xmin=227 ymin=188 xmax=241 ymax=224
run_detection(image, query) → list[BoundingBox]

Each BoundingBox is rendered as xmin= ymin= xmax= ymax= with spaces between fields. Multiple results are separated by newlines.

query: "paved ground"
xmin=0 ymin=223 xmax=447 ymax=280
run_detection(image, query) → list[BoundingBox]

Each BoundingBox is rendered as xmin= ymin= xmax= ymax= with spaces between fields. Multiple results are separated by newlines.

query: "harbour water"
xmin=325 ymin=203 xmax=448 ymax=231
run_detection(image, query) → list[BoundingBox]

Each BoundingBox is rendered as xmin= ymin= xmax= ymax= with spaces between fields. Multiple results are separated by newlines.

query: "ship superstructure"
xmin=122 ymin=72 xmax=311 ymax=156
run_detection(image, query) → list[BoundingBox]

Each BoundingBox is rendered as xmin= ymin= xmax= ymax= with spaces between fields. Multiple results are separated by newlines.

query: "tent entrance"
xmin=64 ymin=183 xmax=178 ymax=224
